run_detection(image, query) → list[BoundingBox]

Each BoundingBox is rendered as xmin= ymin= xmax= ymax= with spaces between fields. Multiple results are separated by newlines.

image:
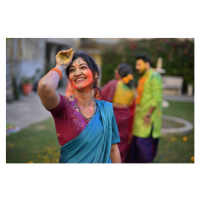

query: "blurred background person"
xmin=129 ymin=54 xmax=163 ymax=163
xmin=101 ymin=64 xmax=135 ymax=163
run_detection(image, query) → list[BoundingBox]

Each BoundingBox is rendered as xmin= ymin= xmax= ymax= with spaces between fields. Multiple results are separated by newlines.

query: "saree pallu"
xmin=59 ymin=100 xmax=120 ymax=163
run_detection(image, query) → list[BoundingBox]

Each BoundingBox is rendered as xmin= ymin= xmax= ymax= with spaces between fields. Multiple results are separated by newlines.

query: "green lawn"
xmin=6 ymin=118 xmax=60 ymax=163
xmin=153 ymin=100 xmax=194 ymax=163
xmin=6 ymin=100 xmax=194 ymax=163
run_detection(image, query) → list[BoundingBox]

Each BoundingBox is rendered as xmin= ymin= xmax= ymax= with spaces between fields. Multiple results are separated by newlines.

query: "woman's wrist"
xmin=55 ymin=64 xmax=66 ymax=73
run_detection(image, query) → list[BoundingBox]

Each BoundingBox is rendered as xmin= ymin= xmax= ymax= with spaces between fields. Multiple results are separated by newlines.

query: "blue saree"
xmin=59 ymin=100 xmax=120 ymax=163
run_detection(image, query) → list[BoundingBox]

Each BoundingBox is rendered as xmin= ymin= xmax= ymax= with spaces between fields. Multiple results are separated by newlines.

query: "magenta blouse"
xmin=48 ymin=94 xmax=97 ymax=146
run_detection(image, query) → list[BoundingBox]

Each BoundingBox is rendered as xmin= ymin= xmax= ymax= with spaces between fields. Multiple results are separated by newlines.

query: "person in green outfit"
xmin=129 ymin=54 xmax=163 ymax=163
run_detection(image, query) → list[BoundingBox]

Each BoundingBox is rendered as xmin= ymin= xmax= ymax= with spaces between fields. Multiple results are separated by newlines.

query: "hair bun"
xmin=122 ymin=76 xmax=130 ymax=84
xmin=127 ymin=74 xmax=134 ymax=80
xmin=122 ymin=74 xmax=134 ymax=84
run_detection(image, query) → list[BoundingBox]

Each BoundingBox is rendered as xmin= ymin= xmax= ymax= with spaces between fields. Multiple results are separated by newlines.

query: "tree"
xmin=101 ymin=38 xmax=194 ymax=92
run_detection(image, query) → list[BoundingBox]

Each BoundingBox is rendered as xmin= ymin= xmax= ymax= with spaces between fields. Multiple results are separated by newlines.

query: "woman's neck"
xmin=73 ymin=89 xmax=94 ymax=107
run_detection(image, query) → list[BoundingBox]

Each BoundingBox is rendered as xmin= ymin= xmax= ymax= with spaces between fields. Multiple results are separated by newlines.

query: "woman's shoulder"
xmin=95 ymin=99 xmax=113 ymax=110
xmin=96 ymin=99 xmax=112 ymax=105
xmin=48 ymin=93 xmax=68 ymax=115
xmin=108 ymin=79 xmax=118 ymax=86
xmin=58 ymin=94 xmax=73 ymax=106
xmin=64 ymin=94 xmax=73 ymax=101
xmin=63 ymin=94 xmax=77 ymax=102
xmin=103 ymin=79 xmax=118 ymax=88
xmin=95 ymin=100 xmax=114 ymax=118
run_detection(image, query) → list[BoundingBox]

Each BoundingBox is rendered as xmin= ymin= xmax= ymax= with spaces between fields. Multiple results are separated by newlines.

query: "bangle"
xmin=146 ymin=114 xmax=151 ymax=118
xmin=50 ymin=68 xmax=62 ymax=80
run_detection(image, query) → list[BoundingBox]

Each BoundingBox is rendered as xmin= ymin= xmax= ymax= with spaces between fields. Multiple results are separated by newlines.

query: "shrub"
xmin=101 ymin=38 xmax=194 ymax=92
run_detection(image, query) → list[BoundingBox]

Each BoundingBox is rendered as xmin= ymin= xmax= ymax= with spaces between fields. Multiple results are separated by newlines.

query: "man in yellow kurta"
xmin=129 ymin=54 xmax=163 ymax=163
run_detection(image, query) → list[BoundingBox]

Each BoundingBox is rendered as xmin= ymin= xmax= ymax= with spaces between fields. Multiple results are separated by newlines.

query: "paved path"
xmin=6 ymin=87 xmax=65 ymax=132
xmin=163 ymin=95 xmax=194 ymax=102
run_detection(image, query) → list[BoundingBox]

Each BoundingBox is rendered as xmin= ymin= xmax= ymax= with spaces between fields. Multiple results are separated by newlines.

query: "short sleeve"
xmin=111 ymin=109 xmax=121 ymax=144
xmin=47 ymin=93 xmax=66 ymax=118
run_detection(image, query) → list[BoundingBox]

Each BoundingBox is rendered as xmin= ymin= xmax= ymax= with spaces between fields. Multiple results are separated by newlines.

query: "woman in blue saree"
xmin=37 ymin=48 xmax=121 ymax=163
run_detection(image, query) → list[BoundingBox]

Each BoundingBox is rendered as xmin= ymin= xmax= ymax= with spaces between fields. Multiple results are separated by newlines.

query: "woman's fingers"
xmin=58 ymin=48 xmax=73 ymax=56
xmin=69 ymin=51 xmax=75 ymax=59
xmin=55 ymin=48 xmax=75 ymax=67
xmin=56 ymin=48 xmax=74 ymax=63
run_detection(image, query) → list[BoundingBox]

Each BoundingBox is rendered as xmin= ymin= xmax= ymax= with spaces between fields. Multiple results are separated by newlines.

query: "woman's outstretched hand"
xmin=55 ymin=48 xmax=74 ymax=68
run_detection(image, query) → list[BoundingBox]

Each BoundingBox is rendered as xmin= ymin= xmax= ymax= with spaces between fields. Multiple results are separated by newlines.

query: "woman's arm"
xmin=110 ymin=143 xmax=121 ymax=163
xmin=37 ymin=49 xmax=74 ymax=110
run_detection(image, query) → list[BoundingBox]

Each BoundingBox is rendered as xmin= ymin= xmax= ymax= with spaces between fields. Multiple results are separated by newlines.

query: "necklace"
xmin=71 ymin=95 xmax=97 ymax=120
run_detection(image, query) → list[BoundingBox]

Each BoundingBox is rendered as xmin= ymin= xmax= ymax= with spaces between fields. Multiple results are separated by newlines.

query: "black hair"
xmin=118 ymin=63 xmax=134 ymax=89
xmin=66 ymin=52 xmax=101 ymax=98
xmin=136 ymin=54 xmax=152 ymax=66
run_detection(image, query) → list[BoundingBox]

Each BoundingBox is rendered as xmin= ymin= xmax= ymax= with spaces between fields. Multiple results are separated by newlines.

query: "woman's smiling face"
xmin=68 ymin=57 xmax=94 ymax=90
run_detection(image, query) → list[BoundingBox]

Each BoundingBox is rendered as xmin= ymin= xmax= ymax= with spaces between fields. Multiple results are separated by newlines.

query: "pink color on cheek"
xmin=69 ymin=69 xmax=94 ymax=89
xmin=68 ymin=75 xmax=75 ymax=87
xmin=81 ymin=70 xmax=93 ymax=87
xmin=85 ymin=70 xmax=93 ymax=83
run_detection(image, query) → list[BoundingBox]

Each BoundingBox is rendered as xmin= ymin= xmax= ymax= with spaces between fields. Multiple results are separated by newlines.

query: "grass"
xmin=153 ymin=100 xmax=194 ymax=163
xmin=6 ymin=100 xmax=194 ymax=163
xmin=6 ymin=118 xmax=60 ymax=163
xmin=162 ymin=100 xmax=194 ymax=124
